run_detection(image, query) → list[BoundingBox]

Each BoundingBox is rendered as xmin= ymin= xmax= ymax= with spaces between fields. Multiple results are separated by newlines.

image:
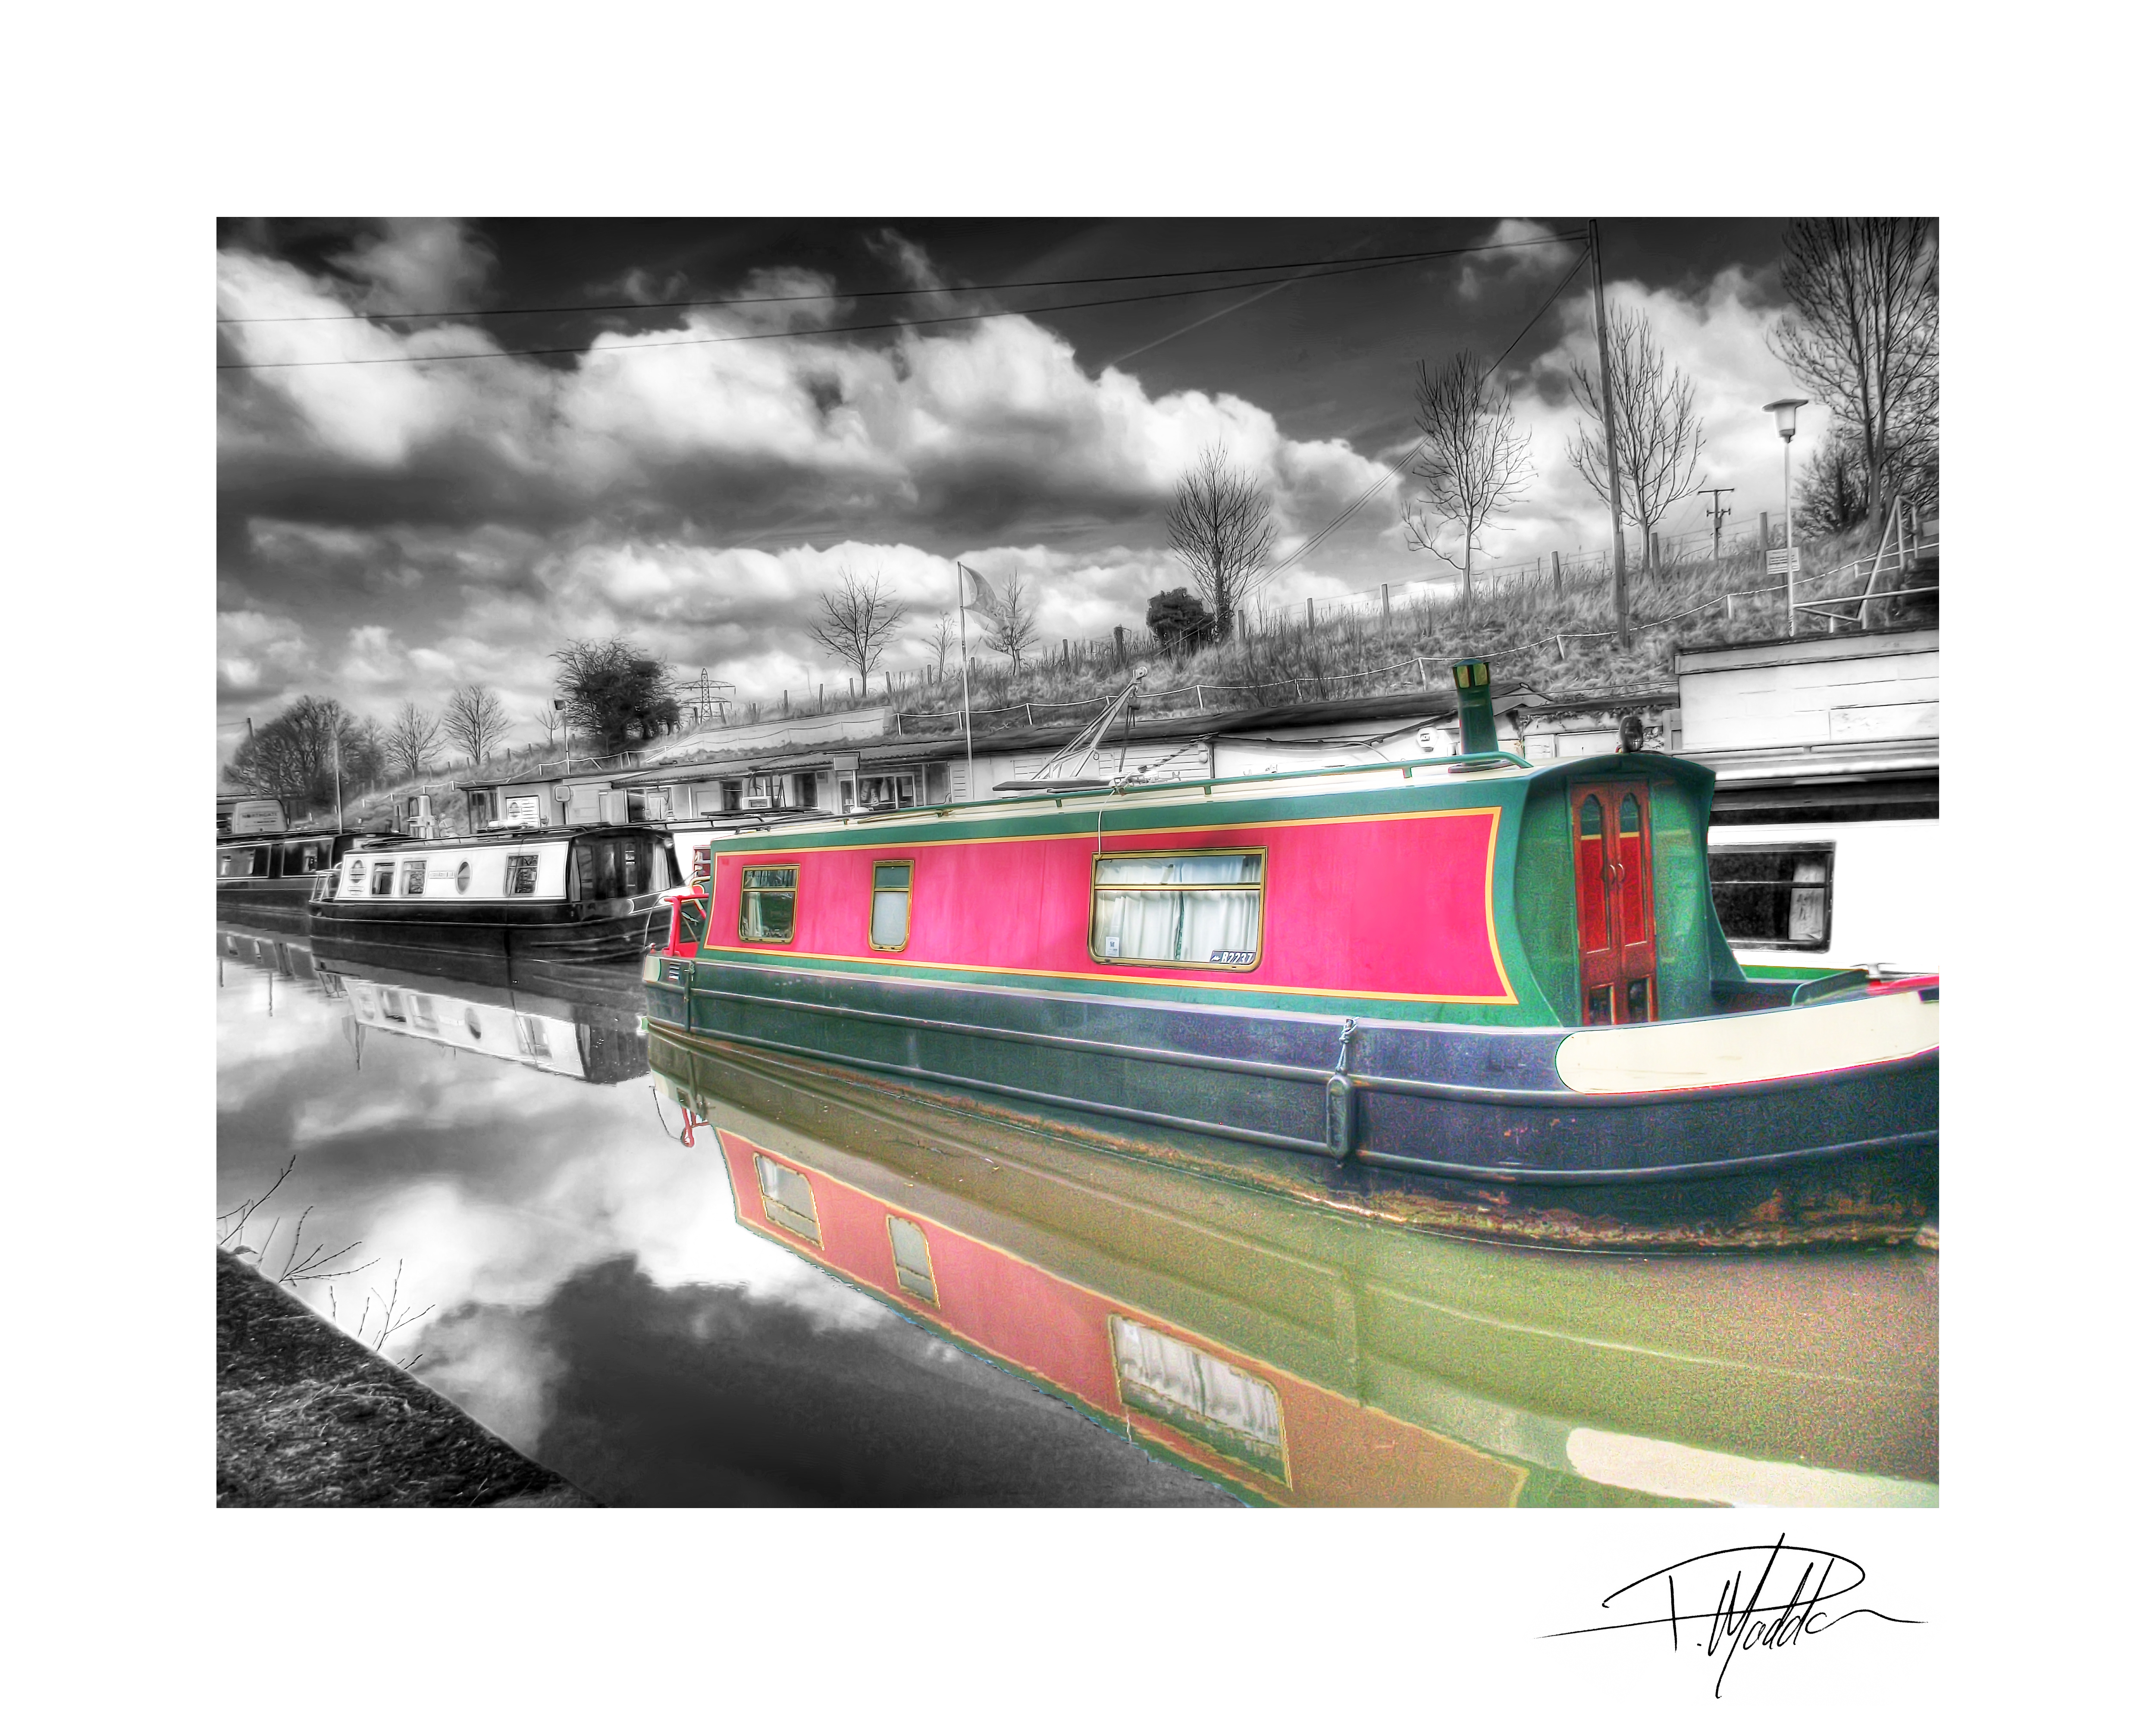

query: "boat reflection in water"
xmin=651 ymin=1024 xmax=1936 ymax=1508
xmin=220 ymin=925 xmax=650 ymax=1084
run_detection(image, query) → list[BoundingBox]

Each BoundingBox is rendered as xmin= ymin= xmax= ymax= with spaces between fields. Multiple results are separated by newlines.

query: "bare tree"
xmin=921 ymin=612 xmax=957 ymax=683
xmin=807 ymin=566 xmax=906 ymax=695
xmin=1402 ymin=351 xmax=1534 ymax=615
xmin=442 ymin=683 xmax=510 ymax=765
xmin=1165 ymin=445 xmax=1276 ymax=641
xmin=1565 ymin=306 xmax=1708 ymax=575
xmin=532 ymin=706 xmax=562 ymax=750
xmin=1770 ymin=217 xmax=1938 ymax=518
xmin=962 ymin=565 xmax=1041 ymax=672
xmin=385 ymin=701 xmax=441 ymax=781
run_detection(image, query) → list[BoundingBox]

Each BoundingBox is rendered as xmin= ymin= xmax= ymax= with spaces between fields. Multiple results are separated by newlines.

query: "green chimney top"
xmin=1451 ymin=659 xmax=1498 ymax=756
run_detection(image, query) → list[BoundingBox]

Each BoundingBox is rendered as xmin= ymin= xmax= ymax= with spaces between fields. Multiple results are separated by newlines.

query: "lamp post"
xmin=1764 ymin=397 xmax=1808 ymax=634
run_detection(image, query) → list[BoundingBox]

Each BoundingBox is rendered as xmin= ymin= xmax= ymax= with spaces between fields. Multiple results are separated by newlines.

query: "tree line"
xmin=224 ymin=639 xmax=686 ymax=813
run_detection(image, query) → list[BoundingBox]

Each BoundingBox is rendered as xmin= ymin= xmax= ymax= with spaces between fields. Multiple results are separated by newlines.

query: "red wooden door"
xmin=1571 ymin=781 xmax=1659 ymax=1024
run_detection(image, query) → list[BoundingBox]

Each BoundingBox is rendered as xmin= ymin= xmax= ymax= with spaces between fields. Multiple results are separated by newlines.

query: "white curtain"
xmin=1094 ymin=854 xmax=1261 ymax=962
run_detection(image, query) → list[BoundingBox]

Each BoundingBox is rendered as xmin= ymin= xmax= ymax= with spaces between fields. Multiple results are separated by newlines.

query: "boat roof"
xmin=340 ymin=823 xmax=664 ymax=854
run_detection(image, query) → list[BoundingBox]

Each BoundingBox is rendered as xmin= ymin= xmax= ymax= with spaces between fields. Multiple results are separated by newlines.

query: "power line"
xmin=1255 ymin=244 xmax=1592 ymax=594
xmin=217 ymin=233 xmax=1585 ymax=326
xmin=217 ymin=245 xmax=1583 ymax=372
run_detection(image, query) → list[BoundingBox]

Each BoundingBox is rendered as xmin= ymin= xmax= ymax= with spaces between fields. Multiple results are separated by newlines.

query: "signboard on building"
xmin=502 ymin=794 xmax=542 ymax=825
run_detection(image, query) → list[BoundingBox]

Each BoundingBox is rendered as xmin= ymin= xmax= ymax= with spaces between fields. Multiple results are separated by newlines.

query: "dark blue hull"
xmin=643 ymin=957 xmax=1937 ymax=1249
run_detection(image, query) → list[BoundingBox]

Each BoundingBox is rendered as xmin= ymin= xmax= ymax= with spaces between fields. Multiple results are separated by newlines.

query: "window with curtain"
xmin=739 ymin=865 xmax=798 ymax=942
xmin=1091 ymin=851 xmax=1264 ymax=969
xmin=869 ymin=860 xmax=912 ymax=950
xmin=1109 ymin=1314 xmax=1285 ymax=1482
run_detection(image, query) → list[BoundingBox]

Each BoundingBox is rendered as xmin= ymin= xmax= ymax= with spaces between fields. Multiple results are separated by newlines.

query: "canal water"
xmin=215 ymin=924 xmax=1938 ymax=1508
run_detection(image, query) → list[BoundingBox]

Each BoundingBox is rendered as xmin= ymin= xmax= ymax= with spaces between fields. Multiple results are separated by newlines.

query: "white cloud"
xmin=217 ymin=608 xmax=316 ymax=699
xmin=1497 ymin=263 xmax=1811 ymax=562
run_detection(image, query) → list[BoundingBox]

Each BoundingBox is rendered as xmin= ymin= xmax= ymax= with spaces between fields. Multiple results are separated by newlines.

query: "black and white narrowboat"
xmin=309 ymin=824 xmax=682 ymax=964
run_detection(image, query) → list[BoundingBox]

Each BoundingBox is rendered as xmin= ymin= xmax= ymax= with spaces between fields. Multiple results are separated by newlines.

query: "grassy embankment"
xmin=216 ymin=1250 xmax=595 ymax=1507
xmin=326 ymin=526 xmax=1910 ymax=828
xmin=887 ymin=529 xmax=1904 ymax=736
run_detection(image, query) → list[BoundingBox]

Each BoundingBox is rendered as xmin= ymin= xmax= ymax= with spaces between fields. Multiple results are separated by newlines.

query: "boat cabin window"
xmin=752 ymin=1154 xmax=821 ymax=1245
xmin=1090 ymin=851 xmax=1264 ymax=969
xmin=513 ymin=1013 xmax=552 ymax=1060
xmin=887 ymin=1215 xmax=937 ymax=1303
xmin=674 ymin=896 xmax=708 ymax=949
xmin=739 ymin=865 xmax=798 ymax=942
xmin=401 ymin=859 xmax=427 ymax=895
xmin=1108 ymin=1314 xmax=1285 ymax=1484
xmin=217 ymin=847 xmax=269 ymax=879
xmin=869 ymin=861 xmax=912 ymax=950
xmin=506 ymin=853 xmax=540 ymax=895
xmin=369 ymin=862 xmax=395 ymax=897
xmin=569 ymin=834 xmax=659 ymax=902
xmin=1708 ymin=845 xmax=1834 ymax=949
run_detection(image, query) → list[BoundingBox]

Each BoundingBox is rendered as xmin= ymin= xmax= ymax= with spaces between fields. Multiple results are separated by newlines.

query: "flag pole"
xmin=956 ymin=561 xmax=975 ymax=797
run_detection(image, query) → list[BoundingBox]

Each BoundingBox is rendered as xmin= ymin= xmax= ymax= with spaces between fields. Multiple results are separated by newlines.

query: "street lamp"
xmin=1764 ymin=397 xmax=1808 ymax=634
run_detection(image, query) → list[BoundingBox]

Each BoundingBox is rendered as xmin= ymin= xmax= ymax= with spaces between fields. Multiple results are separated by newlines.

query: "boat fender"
xmin=1325 ymin=1018 xmax=1359 ymax=1160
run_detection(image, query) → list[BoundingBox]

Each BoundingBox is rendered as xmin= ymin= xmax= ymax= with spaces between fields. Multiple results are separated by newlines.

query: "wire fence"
xmin=681 ymin=508 xmax=1928 ymax=741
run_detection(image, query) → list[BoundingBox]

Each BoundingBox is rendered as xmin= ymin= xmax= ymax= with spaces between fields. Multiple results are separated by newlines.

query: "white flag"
xmin=958 ymin=563 xmax=1001 ymax=616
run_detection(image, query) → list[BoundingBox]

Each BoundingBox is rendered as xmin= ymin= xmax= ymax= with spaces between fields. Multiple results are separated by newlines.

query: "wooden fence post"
xmin=1551 ymin=549 xmax=1562 ymax=592
xmin=1381 ymin=582 xmax=1391 ymax=627
xmin=1306 ymin=596 xmax=1316 ymax=630
xmin=1113 ymin=625 xmax=1126 ymax=666
xmin=1758 ymin=513 xmax=1772 ymax=571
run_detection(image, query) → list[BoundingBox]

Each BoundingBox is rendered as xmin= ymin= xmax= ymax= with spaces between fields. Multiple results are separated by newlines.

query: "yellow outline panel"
xmin=700 ymin=807 xmax=1516 ymax=1007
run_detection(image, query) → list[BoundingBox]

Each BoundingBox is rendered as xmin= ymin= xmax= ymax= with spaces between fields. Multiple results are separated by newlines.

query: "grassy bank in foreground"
xmin=216 ymin=1250 xmax=595 ymax=1508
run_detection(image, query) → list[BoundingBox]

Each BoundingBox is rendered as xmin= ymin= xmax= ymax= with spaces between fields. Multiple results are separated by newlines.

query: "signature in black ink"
xmin=1545 ymin=1534 xmax=1921 ymax=1697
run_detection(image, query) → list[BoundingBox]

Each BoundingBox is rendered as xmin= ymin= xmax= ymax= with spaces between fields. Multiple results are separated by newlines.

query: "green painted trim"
xmin=685 ymin=947 xmax=1540 ymax=1024
xmin=1739 ymin=960 xmax=1843 ymax=982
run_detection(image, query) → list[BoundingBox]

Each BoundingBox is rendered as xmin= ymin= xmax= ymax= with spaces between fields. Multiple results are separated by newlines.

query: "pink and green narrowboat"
xmin=642 ymin=663 xmax=1938 ymax=1248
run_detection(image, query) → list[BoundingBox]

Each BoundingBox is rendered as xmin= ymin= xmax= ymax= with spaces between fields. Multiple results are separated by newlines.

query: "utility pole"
xmin=1698 ymin=485 xmax=1736 ymax=558
xmin=1589 ymin=220 xmax=1631 ymax=649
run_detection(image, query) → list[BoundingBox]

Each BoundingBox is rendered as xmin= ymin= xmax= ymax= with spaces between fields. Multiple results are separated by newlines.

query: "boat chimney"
xmin=1451 ymin=659 xmax=1498 ymax=756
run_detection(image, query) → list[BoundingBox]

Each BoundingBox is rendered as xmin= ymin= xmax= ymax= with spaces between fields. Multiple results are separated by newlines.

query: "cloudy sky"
xmin=216 ymin=216 xmax=1815 ymax=759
